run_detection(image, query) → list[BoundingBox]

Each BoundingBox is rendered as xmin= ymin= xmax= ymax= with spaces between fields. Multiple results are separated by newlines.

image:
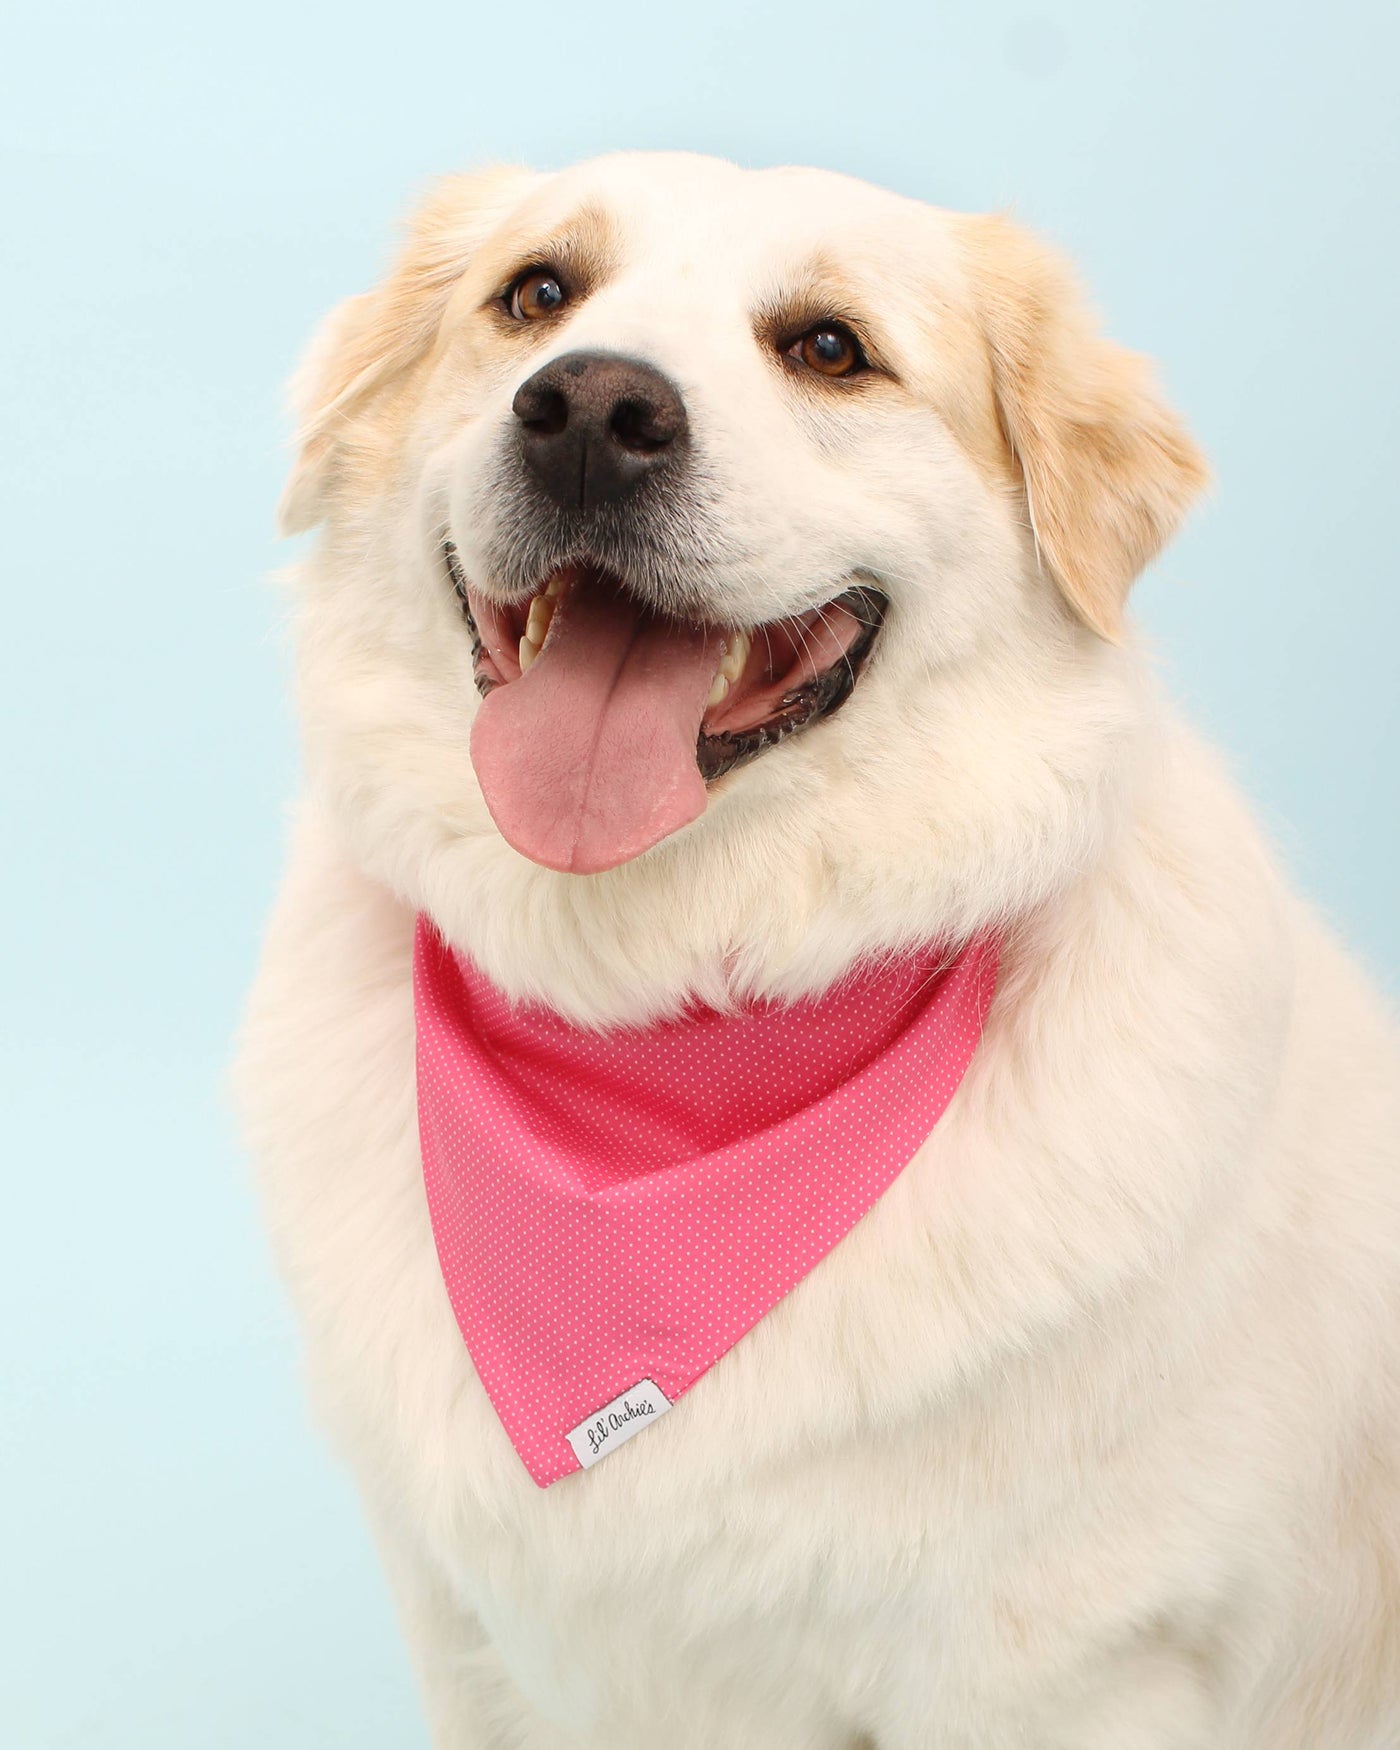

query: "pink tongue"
xmin=469 ymin=581 xmax=720 ymax=874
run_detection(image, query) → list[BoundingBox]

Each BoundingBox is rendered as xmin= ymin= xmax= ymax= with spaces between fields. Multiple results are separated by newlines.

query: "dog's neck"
xmin=326 ymin=631 xmax=1155 ymax=1031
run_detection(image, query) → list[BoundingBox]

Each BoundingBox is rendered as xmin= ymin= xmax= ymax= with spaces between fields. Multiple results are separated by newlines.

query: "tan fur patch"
xmin=467 ymin=199 xmax=623 ymax=326
xmin=278 ymin=166 xmax=536 ymax=535
xmin=955 ymin=213 xmax=1209 ymax=639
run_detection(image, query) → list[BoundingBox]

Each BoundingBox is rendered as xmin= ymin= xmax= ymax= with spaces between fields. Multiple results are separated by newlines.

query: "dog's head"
xmin=283 ymin=153 xmax=1205 ymax=1019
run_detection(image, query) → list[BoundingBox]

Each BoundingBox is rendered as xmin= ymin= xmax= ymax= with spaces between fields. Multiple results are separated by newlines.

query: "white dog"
xmin=236 ymin=152 xmax=1400 ymax=1747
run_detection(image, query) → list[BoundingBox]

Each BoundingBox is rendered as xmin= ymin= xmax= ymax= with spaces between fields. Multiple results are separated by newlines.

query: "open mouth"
xmin=444 ymin=542 xmax=885 ymax=874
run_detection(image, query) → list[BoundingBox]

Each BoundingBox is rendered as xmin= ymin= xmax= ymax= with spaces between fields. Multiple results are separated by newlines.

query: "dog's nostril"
xmin=513 ymin=382 xmax=569 ymax=437
xmin=609 ymin=397 xmax=674 ymax=454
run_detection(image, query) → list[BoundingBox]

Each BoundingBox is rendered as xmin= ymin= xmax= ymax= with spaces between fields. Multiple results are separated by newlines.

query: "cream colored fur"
xmin=236 ymin=153 xmax=1400 ymax=1747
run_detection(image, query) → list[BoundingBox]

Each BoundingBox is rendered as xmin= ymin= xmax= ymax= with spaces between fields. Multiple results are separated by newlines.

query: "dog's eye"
xmin=787 ymin=324 xmax=866 ymax=378
xmin=505 ymin=269 xmax=568 ymax=322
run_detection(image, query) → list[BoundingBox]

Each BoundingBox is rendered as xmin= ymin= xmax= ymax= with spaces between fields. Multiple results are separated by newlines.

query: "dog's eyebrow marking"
xmin=476 ymin=201 xmax=623 ymax=308
xmin=750 ymin=255 xmax=894 ymax=377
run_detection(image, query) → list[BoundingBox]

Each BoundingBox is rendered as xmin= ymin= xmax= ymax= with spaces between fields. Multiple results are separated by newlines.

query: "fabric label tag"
xmin=565 ymin=1379 xmax=672 ymax=1469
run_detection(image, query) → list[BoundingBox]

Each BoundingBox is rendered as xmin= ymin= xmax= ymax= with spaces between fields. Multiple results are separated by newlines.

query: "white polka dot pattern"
xmin=414 ymin=919 xmax=1000 ymax=1487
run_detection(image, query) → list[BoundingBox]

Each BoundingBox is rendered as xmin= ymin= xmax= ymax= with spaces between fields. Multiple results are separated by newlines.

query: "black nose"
xmin=512 ymin=351 xmax=688 ymax=513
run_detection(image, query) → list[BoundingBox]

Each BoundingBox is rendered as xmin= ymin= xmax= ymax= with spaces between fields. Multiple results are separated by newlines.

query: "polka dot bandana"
xmin=414 ymin=918 xmax=999 ymax=1487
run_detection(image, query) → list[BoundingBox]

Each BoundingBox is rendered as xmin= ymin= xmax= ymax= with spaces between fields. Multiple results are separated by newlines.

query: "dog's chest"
xmin=249 ymin=889 xmax=1015 ymax=1714
xmin=243 ymin=851 xmax=1269 ymax=1742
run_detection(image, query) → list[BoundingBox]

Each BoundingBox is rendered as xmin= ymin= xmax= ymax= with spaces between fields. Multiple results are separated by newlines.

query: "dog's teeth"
xmin=719 ymin=630 xmax=750 ymax=684
xmin=544 ymin=574 xmax=567 ymax=598
xmin=519 ymin=636 xmax=538 ymax=673
xmin=706 ymin=673 xmax=730 ymax=707
xmin=525 ymin=595 xmax=553 ymax=643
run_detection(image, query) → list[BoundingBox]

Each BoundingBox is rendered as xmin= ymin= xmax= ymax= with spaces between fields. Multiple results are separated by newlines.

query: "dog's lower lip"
xmin=693 ymin=584 xmax=886 ymax=780
xmin=442 ymin=541 xmax=886 ymax=778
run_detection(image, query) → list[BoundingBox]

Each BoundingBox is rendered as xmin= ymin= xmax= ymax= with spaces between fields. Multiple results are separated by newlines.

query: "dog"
xmin=236 ymin=152 xmax=1400 ymax=1747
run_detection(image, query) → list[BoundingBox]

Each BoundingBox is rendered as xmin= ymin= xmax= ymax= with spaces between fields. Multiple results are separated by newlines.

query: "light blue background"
xmin=3 ymin=2 xmax=1396 ymax=1744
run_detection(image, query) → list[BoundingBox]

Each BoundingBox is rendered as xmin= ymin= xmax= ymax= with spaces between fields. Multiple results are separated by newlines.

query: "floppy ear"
xmin=278 ymin=165 xmax=536 ymax=536
xmin=960 ymin=215 xmax=1209 ymax=640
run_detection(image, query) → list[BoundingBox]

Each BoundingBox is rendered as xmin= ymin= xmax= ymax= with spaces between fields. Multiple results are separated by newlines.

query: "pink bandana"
xmin=414 ymin=918 xmax=998 ymax=1486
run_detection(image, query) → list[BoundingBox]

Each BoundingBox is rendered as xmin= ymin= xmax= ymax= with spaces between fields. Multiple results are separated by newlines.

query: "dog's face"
xmin=284 ymin=153 xmax=1205 ymax=1018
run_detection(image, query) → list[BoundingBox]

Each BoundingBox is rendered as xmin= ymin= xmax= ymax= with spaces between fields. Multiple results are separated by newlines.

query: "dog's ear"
xmin=278 ymin=166 xmax=537 ymax=537
xmin=959 ymin=215 xmax=1209 ymax=640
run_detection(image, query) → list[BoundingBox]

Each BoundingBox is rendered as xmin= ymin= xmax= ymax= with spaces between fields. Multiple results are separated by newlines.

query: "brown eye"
xmin=789 ymin=324 xmax=865 ymax=378
xmin=506 ymin=269 xmax=567 ymax=321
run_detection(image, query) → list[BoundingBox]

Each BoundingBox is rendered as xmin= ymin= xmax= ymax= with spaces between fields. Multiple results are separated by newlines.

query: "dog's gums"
xmin=444 ymin=540 xmax=886 ymax=872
